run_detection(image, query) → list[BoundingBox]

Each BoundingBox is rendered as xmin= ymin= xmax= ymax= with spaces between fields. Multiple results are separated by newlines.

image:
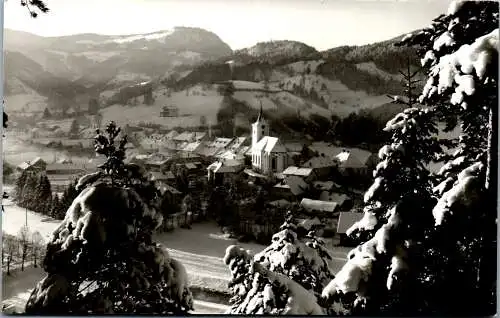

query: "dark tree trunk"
xmin=7 ymin=256 xmax=11 ymax=275
xmin=479 ymin=106 xmax=497 ymax=314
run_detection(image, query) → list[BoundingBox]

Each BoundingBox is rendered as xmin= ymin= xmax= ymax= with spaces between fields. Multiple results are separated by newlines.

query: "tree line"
xmin=13 ymin=170 xmax=80 ymax=220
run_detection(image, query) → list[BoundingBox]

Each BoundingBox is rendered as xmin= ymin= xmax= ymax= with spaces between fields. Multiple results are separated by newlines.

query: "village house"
xmin=335 ymin=148 xmax=377 ymax=177
xmin=160 ymin=105 xmax=179 ymax=117
xmin=250 ymin=107 xmax=289 ymax=174
xmin=172 ymin=131 xmax=208 ymax=150
xmin=308 ymin=143 xmax=377 ymax=177
xmin=300 ymin=198 xmax=340 ymax=215
xmin=164 ymin=130 xmax=179 ymax=140
xmin=197 ymin=137 xmax=234 ymax=158
xmin=302 ymin=155 xmax=338 ymax=179
xmin=318 ymin=192 xmax=353 ymax=211
xmin=16 ymin=157 xmax=47 ymax=173
xmin=144 ymin=156 xmax=170 ymax=172
xmin=298 ymin=198 xmax=341 ymax=234
xmin=207 ymin=159 xmax=245 ymax=186
xmin=281 ymin=166 xmax=317 ymax=184
xmin=45 ymin=162 xmax=89 ymax=191
xmin=149 ymin=170 xmax=176 ymax=186
xmin=337 ymin=211 xmax=364 ymax=245
xmin=181 ymin=141 xmax=204 ymax=155
xmin=272 ymin=175 xmax=309 ymax=201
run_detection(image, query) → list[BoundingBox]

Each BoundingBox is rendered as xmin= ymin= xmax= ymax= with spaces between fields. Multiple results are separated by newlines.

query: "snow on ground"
xmin=101 ymin=86 xmax=221 ymax=128
xmin=110 ymin=30 xmax=174 ymax=44
xmin=155 ymin=223 xmax=350 ymax=292
xmin=2 ymin=200 xmax=60 ymax=241
xmin=355 ymin=62 xmax=402 ymax=82
xmin=107 ymin=71 xmax=151 ymax=86
xmin=4 ymin=93 xmax=48 ymax=113
xmin=1 ymin=266 xmax=229 ymax=314
xmin=3 ymin=136 xmax=91 ymax=167
xmin=72 ymin=51 xmax=121 ymax=63
xmin=1 ymin=197 xmax=349 ymax=312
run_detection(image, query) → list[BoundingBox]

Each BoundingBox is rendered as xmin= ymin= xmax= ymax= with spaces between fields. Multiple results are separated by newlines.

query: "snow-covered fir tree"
xmin=322 ymin=1 xmax=498 ymax=315
xmin=25 ymin=122 xmax=193 ymax=315
xmin=224 ymin=213 xmax=334 ymax=314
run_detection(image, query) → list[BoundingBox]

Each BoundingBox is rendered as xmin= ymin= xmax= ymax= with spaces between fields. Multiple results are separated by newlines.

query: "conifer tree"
xmin=42 ymin=108 xmax=52 ymax=119
xmin=68 ymin=119 xmax=80 ymax=139
xmin=322 ymin=1 xmax=498 ymax=315
xmin=24 ymin=172 xmax=40 ymax=210
xmin=225 ymin=213 xmax=334 ymax=314
xmin=50 ymin=194 xmax=60 ymax=219
xmin=26 ymin=121 xmax=193 ymax=315
xmin=34 ymin=174 xmax=52 ymax=214
xmin=14 ymin=171 xmax=28 ymax=204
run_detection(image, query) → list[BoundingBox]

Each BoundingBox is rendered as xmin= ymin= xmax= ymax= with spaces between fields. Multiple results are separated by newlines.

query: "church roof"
xmin=253 ymin=136 xmax=286 ymax=153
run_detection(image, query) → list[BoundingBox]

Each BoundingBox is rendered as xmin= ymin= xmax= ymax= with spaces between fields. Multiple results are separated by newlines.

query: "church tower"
xmin=251 ymin=101 xmax=269 ymax=148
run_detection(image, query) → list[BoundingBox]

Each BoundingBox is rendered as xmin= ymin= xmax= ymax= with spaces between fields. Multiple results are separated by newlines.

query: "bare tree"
xmin=17 ymin=225 xmax=31 ymax=271
xmin=386 ymin=56 xmax=421 ymax=107
xmin=4 ymin=235 xmax=18 ymax=276
xmin=31 ymin=231 xmax=45 ymax=268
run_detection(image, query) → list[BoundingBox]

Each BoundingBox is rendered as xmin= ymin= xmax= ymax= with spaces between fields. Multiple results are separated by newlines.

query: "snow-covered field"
xmin=2 ymin=200 xmax=60 ymax=241
xmin=3 ymin=136 xmax=91 ymax=167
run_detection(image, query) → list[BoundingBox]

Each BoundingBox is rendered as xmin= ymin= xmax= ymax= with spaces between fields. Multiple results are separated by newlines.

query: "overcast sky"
xmin=4 ymin=0 xmax=450 ymax=50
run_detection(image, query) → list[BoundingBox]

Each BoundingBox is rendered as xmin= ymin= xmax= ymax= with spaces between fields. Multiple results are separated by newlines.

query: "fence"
xmin=238 ymin=220 xmax=278 ymax=240
xmin=160 ymin=208 xmax=208 ymax=232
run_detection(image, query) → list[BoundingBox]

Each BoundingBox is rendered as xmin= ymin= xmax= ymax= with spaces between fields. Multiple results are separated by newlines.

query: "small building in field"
xmin=161 ymin=105 xmax=179 ymax=117
xmin=16 ymin=157 xmax=47 ymax=173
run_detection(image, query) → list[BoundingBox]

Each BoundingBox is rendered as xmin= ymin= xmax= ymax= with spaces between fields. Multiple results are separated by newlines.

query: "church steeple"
xmin=251 ymin=100 xmax=269 ymax=148
xmin=256 ymin=101 xmax=264 ymax=122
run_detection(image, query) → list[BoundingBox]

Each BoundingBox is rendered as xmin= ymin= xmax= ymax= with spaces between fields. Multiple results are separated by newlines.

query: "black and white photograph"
xmin=0 ymin=0 xmax=498 ymax=315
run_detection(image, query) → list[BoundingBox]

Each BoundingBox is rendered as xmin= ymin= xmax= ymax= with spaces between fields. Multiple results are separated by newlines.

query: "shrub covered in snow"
xmin=24 ymin=122 xmax=193 ymax=315
xmin=224 ymin=245 xmax=325 ymax=315
xmin=224 ymin=213 xmax=335 ymax=314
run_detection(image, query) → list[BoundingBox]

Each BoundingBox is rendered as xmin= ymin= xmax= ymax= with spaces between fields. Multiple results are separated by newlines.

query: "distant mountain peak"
xmin=236 ymin=40 xmax=318 ymax=59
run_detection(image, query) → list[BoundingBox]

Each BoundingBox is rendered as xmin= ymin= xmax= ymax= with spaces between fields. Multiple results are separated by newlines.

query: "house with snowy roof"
xmin=319 ymin=192 xmax=353 ymax=211
xmin=250 ymin=105 xmax=289 ymax=174
xmin=300 ymin=198 xmax=340 ymax=215
xmin=207 ymin=159 xmax=245 ymax=185
xmin=335 ymin=148 xmax=377 ymax=176
xmin=282 ymin=166 xmax=317 ymax=183
xmin=16 ymin=157 xmax=47 ymax=173
xmin=181 ymin=141 xmax=203 ymax=154
xmin=197 ymin=137 xmax=234 ymax=157
xmin=165 ymin=130 xmax=179 ymax=140
xmin=273 ymin=175 xmax=309 ymax=200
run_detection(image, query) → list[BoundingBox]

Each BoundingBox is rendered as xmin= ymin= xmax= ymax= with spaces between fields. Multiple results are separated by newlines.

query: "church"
xmin=250 ymin=105 xmax=288 ymax=174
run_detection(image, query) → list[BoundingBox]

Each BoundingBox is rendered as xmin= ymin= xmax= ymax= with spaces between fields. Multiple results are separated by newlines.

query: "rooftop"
xmin=282 ymin=166 xmax=313 ymax=177
xmin=300 ymin=198 xmax=339 ymax=213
